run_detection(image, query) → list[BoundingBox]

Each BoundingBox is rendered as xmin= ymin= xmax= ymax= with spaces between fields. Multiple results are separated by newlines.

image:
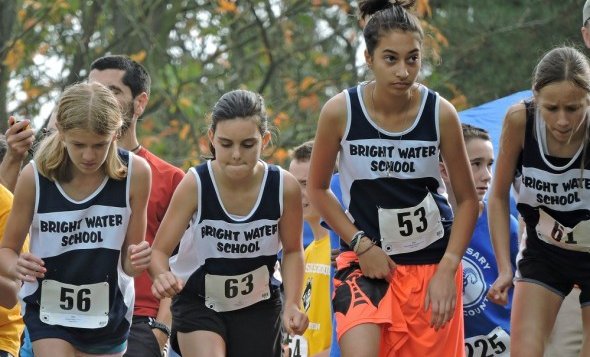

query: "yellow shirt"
xmin=0 ymin=184 xmax=28 ymax=356
xmin=289 ymin=235 xmax=332 ymax=357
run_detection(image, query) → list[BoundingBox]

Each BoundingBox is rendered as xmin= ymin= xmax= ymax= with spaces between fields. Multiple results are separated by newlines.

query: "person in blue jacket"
xmin=440 ymin=124 xmax=518 ymax=356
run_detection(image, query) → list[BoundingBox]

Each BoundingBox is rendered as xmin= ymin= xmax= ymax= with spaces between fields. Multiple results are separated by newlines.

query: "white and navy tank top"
xmin=21 ymin=150 xmax=133 ymax=344
xmin=170 ymin=160 xmax=283 ymax=309
xmin=338 ymin=83 xmax=453 ymax=264
xmin=517 ymin=101 xmax=590 ymax=253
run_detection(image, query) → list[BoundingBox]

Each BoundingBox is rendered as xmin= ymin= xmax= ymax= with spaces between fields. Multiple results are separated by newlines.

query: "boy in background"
xmin=285 ymin=140 xmax=332 ymax=357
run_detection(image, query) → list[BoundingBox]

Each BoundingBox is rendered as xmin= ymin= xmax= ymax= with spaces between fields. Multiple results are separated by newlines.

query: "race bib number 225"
xmin=464 ymin=327 xmax=509 ymax=357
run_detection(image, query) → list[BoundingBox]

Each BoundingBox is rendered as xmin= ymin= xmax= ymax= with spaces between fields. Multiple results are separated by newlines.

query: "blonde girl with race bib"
xmin=0 ymin=82 xmax=152 ymax=357
xmin=488 ymin=46 xmax=590 ymax=357
xmin=149 ymin=89 xmax=308 ymax=357
xmin=307 ymin=1 xmax=479 ymax=356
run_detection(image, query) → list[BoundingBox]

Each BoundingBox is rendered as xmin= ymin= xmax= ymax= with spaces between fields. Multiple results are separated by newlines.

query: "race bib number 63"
xmin=205 ymin=265 xmax=271 ymax=312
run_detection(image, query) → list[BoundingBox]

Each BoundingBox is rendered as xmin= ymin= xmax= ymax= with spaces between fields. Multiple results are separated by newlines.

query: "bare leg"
xmin=545 ymin=288 xmax=583 ymax=357
xmin=33 ymin=338 xmax=76 ymax=357
xmin=339 ymin=323 xmax=381 ymax=357
xmin=510 ymin=282 xmax=562 ymax=357
xmin=580 ymin=304 xmax=590 ymax=357
xmin=75 ymin=350 xmax=124 ymax=357
xmin=178 ymin=330 xmax=225 ymax=357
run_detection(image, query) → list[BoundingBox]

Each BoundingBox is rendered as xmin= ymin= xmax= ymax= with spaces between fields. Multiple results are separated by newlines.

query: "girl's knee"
xmin=510 ymin=333 xmax=545 ymax=357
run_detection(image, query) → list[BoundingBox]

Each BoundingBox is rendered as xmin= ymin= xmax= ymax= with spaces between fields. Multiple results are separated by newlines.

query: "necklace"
xmin=130 ymin=144 xmax=141 ymax=153
xmin=369 ymin=81 xmax=414 ymax=134
xmin=369 ymin=81 xmax=414 ymax=177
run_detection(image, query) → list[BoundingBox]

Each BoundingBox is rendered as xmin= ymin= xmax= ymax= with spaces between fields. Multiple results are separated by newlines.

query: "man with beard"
xmin=89 ymin=56 xmax=184 ymax=357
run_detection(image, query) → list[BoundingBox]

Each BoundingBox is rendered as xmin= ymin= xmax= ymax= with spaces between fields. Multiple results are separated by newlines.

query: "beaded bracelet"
xmin=356 ymin=240 xmax=375 ymax=257
xmin=349 ymin=231 xmax=365 ymax=252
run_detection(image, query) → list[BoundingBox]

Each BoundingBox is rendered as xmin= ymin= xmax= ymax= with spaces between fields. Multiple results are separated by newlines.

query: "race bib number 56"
xmin=40 ymin=280 xmax=109 ymax=329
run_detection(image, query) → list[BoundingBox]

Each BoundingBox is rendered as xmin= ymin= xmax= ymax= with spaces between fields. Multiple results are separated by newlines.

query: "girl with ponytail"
xmin=308 ymin=0 xmax=478 ymax=356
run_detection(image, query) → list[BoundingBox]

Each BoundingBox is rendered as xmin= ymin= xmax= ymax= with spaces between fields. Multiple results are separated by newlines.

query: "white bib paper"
xmin=378 ymin=192 xmax=444 ymax=254
xmin=287 ymin=334 xmax=309 ymax=357
xmin=205 ymin=265 xmax=271 ymax=312
xmin=464 ymin=326 xmax=509 ymax=357
xmin=40 ymin=280 xmax=109 ymax=329
xmin=536 ymin=209 xmax=590 ymax=253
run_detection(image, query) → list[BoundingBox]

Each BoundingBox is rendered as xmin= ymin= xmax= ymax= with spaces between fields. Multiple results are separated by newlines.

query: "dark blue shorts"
xmin=171 ymin=289 xmax=282 ymax=357
xmin=23 ymin=304 xmax=128 ymax=354
xmin=123 ymin=317 xmax=161 ymax=357
xmin=516 ymin=234 xmax=590 ymax=306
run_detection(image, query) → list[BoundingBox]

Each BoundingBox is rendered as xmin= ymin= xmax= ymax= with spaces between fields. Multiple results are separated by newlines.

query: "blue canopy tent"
xmin=458 ymin=90 xmax=532 ymax=158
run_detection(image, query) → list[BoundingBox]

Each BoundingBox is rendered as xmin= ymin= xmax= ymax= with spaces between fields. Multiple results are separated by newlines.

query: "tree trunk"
xmin=0 ymin=0 xmax=20 ymax=132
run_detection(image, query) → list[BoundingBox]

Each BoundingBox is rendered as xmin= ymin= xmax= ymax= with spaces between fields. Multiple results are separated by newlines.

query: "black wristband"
xmin=148 ymin=317 xmax=171 ymax=337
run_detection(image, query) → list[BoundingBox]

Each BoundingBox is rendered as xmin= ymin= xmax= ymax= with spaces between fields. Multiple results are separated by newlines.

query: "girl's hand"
xmin=128 ymin=241 xmax=151 ymax=272
xmin=357 ymin=238 xmax=396 ymax=281
xmin=487 ymin=272 xmax=513 ymax=306
xmin=151 ymin=272 xmax=184 ymax=299
xmin=425 ymin=268 xmax=457 ymax=331
xmin=282 ymin=303 xmax=309 ymax=336
xmin=15 ymin=252 xmax=46 ymax=282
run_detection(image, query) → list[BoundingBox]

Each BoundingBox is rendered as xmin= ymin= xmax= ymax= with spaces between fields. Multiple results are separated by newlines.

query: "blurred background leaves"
xmin=0 ymin=0 xmax=582 ymax=169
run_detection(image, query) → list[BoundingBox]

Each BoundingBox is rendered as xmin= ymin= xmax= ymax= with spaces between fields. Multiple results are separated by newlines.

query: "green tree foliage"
xmin=2 ymin=0 xmax=581 ymax=168
xmin=427 ymin=0 xmax=581 ymax=109
xmin=1 ymin=0 xmax=364 ymax=168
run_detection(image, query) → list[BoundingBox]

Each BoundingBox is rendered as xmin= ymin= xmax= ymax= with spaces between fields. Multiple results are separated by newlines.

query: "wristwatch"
xmin=148 ymin=317 xmax=171 ymax=337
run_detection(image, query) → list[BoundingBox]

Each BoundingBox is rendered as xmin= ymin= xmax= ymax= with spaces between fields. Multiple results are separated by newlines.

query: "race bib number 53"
xmin=40 ymin=280 xmax=109 ymax=329
xmin=378 ymin=192 xmax=444 ymax=254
